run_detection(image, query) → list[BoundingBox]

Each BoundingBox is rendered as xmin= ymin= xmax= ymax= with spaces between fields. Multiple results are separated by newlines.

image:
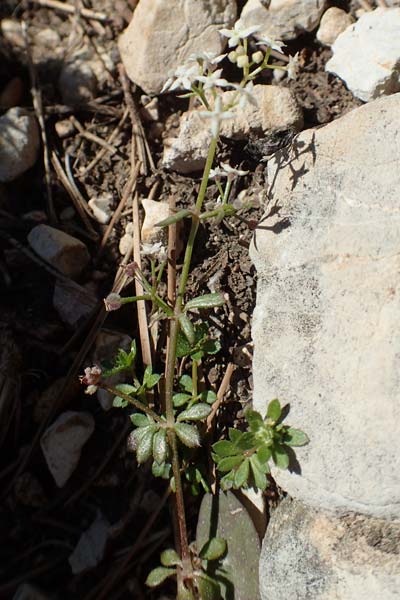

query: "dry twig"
xmin=29 ymin=0 xmax=109 ymax=22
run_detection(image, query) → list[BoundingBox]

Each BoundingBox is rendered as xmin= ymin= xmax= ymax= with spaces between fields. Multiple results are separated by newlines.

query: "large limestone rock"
xmin=326 ymin=8 xmax=400 ymax=102
xmin=250 ymin=93 xmax=400 ymax=519
xmin=119 ymin=0 xmax=237 ymax=95
xmin=316 ymin=7 xmax=353 ymax=47
xmin=240 ymin=0 xmax=327 ymax=41
xmin=260 ymin=497 xmax=400 ymax=600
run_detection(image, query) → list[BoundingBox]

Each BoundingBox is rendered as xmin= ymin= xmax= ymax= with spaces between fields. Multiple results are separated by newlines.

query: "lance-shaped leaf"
xmin=234 ymin=457 xmax=250 ymax=488
xmin=283 ymin=427 xmax=309 ymax=447
xmin=250 ymin=455 xmax=268 ymax=490
xmin=156 ymin=208 xmax=193 ymax=228
xmin=185 ymin=293 xmax=225 ymax=312
xmin=216 ymin=455 xmax=244 ymax=473
xmin=199 ymin=537 xmax=227 ymax=561
xmin=153 ymin=428 xmax=168 ymax=464
xmin=174 ymin=423 xmax=201 ymax=448
xmin=136 ymin=425 xmax=157 ymax=464
xmin=177 ymin=403 xmax=211 ymax=422
xmin=179 ymin=313 xmax=195 ymax=345
xmin=212 ymin=440 xmax=237 ymax=457
xmin=146 ymin=566 xmax=176 ymax=587
xmin=143 ymin=365 xmax=162 ymax=389
xmin=271 ymin=445 xmax=289 ymax=469
xmin=173 ymin=393 xmax=192 ymax=407
xmin=266 ymin=398 xmax=282 ymax=422
xmin=160 ymin=548 xmax=181 ymax=567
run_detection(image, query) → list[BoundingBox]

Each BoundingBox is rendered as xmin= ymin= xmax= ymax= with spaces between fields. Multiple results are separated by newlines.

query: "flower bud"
xmin=104 ymin=293 xmax=123 ymax=312
xmin=228 ymin=50 xmax=237 ymax=63
xmin=252 ymin=51 xmax=264 ymax=64
xmin=237 ymin=55 xmax=249 ymax=69
xmin=236 ymin=45 xmax=246 ymax=56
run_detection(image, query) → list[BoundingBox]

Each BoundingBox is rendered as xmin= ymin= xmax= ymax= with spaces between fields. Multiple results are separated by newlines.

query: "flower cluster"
xmin=79 ymin=365 xmax=102 ymax=395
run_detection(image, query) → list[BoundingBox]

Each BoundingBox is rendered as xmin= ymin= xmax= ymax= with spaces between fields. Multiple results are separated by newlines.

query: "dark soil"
xmin=0 ymin=1 xmax=368 ymax=598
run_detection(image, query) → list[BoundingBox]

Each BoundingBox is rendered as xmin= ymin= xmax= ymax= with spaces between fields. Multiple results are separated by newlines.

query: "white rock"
xmin=88 ymin=193 xmax=113 ymax=224
xmin=69 ymin=512 xmax=109 ymax=574
xmin=118 ymin=0 xmax=237 ymax=95
xmin=53 ymin=279 xmax=97 ymax=328
xmin=260 ymin=498 xmax=400 ymax=600
xmin=163 ymin=85 xmax=302 ymax=173
xmin=119 ymin=221 xmax=134 ymax=255
xmin=240 ymin=0 xmax=327 ymax=41
xmin=0 ymin=108 xmax=40 ymax=182
xmin=141 ymin=198 xmax=170 ymax=244
xmin=93 ymin=330 xmax=133 ymax=410
xmin=28 ymin=225 xmax=90 ymax=279
xmin=59 ymin=59 xmax=97 ymax=105
xmin=316 ymin=7 xmax=353 ymax=46
xmin=250 ymin=93 xmax=400 ymax=519
xmin=326 ymin=8 xmax=400 ymax=102
xmin=40 ymin=411 xmax=95 ymax=487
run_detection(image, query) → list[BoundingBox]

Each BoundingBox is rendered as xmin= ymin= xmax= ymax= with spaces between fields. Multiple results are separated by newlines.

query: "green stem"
xmin=192 ymin=360 xmax=198 ymax=399
xmin=99 ymin=383 xmax=162 ymax=423
xmin=177 ymin=134 xmax=218 ymax=309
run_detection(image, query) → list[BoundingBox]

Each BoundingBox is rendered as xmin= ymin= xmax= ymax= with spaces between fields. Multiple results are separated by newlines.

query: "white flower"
xmin=161 ymin=63 xmax=201 ymax=93
xmin=231 ymin=81 xmax=258 ymax=109
xmin=198 ymin=96 xmax=234 ymax=138
xmin=256 ymin=35 xmax=285 ymax=53
xmin=141 ymin=241 xmax=167 ymax=262
xmin=209 ymin=163 xmax=249 ymax=179
xmin=188 ymin=51 xmax=226 ymax=70
xmin=219 ymin=19 xmax=261 ymax=48
xmin=287 ymin=52 xmax=300 ymax=80
xmin=197 ymin=69 xmax=230 ymax=91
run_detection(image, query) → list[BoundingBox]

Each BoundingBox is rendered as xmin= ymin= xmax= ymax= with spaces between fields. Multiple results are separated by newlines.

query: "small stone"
xmin=0 ymin=77 xmax=24 ymax=108
xmin=53 ymin=279 xmax=97 ymax=328
xmin=316 ymin=7 xmax=353 ymax=46
xmin=69 ymin=513 xmax=109 ymax=574
xmin=88 ymin=193 xmax=113 ymax=224
xmin=141 ymin=198 xmax=170 ymax=243
xmin=326 ymin=8 xmax=400 ymax=102
xmin=118 ymin=0 xmax=237 ymax=95
xmin=33 ymin=378 xmax=67 ymax=425
xmin=40 ymin=411 xmax=95 ymax=487
xmin=28 ymin=225 xmax=90 ymax=279
xmin=240 ymin=0 xmax=327 ymax=41
xmin=119 ymin=221 xmax=134 ymax=255
xmin=0 ymin=108 xmax=40 ymax=182
xmin=59 ymin=59 xmax=97 ymax=106
xmin=14 ymin=472 xmax=47 ymax=507
xmin=55 ymin=119 xmax=75 ymax=138
xmin=0 ymin=19 xmax=24 ymax=48
xmin=140 ymin=96 xmax=159 ymax=121
xmin=260 ymin=498 xmax=400 ymax=600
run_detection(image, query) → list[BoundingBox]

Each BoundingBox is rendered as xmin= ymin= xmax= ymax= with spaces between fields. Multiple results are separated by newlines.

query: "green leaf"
xmin=199 ymin=537 xmax=227 ymax=561
xmin=179 ymin=314 xmax=195 ymax=345
xmin=257 ymin=444 xmax=272 ymax=465
xmin=220 ymin=471 xmax=235 ymax=490
xmin=152 ymin=460 xmax=170 ymax=479
xmin=234 ymin=458 xmax=250 ymax=488
xmin=245 ymin=409 xmax=263 ymax=432
xmin=283 ymin=427 xmax=309 ymax=447
xmin=228 ymin=428 xmax=242 ymax=444
xmin=153 ymin=428 xmax=168 ymax=464
xmin=143 ymin=366 xmax=161 ymax=389
xmin=130 ymin=413 xmax=150 ymax=427
xmin=236 ymin=432 xmax=256 ymax=451
xmin=216 ymin=455 xmax=243 ymax=473
xmin=185 ymin=293 xmax=225 ymax=311
xmin=160 ymin=548 xmax=181 ymax=567
xmin=212 ymin=440 xmax=237 ymax=457
xmin=174 ymin=423 xmax=201 ymax=448
xmin=102 ymin=341 xmax=137 ymax=377
xmin=179 ymin=375 xmax=193 ymax=393
xmin=136 ymin=426 xmax=156 ymax=464
xmin=146 ymin=566 xmax=176 ymax=587
xmin=272 ymin=445 xmax=290 ymax=469
xmin=250 ymin=455 xmax=268 ymax=490
xmin=177 ymin=403 xmax=211 ymax=422
xmin=113 ymin=383 xmax=137 ymax=408
xmin=176 ymin=330 xmax=192 ymax=358
xmin=199 ymin=390 xmax=217 ymax=404
xmin=173 ymin=393 xmax=192 ymax=407
xmin=195 ymin=574 xmax=222 ymax=600
xmin=266 ymin=399 xmax=282 ymax=422
xmin=156 ymin=208 xmax=192 ymax=228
